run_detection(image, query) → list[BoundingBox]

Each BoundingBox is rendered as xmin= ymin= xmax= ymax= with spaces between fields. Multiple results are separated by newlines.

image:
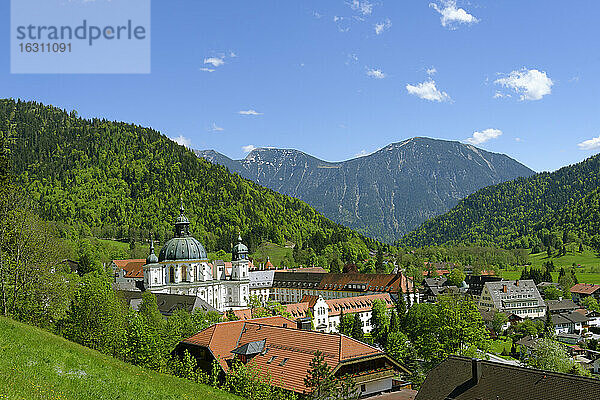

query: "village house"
xmin=546 ymin=298 xmax=579 ymax=314
xmin=176 ymin=316 xmax=409 ymax=398
xmin=570 ymin=283 xmax=600 ymax=303
xmin=477 ymin=280 xmax=546 ymax=319
xmin=550 ymin=311 xmax=588 ymax=335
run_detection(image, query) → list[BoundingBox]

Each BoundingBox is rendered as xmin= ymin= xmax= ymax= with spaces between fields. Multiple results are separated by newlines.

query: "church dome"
xmin=157 ymin=201 xmax=208 ymax=262
xmin=158 ymin=236 xmax=207 ymax=262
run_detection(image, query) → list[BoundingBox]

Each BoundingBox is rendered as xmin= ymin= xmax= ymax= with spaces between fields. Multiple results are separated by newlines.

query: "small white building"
xmin=249 ymin=270 xmax=275 ymax=304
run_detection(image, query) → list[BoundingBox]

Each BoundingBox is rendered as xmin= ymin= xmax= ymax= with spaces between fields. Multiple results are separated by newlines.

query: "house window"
xmin=361 ymin=384 xmax=366 ymax=392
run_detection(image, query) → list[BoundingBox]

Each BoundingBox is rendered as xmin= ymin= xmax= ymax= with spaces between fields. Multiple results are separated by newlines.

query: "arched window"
xmin=182 ymin=265 xmax=187 ymax=281
xmin=169 ymin=266 xmax=175 ymax=283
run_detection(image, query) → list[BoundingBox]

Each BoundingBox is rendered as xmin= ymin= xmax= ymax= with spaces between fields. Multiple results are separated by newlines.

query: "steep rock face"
xmin=196 ymin=137 xmax=534 ymax=242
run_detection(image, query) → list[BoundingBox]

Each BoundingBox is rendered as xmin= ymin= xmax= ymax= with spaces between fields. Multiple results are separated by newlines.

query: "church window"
xmin=229 ymin=297 xmax=232 ymax=302
xmin=169 ymin=266 xmax=175 ymax=283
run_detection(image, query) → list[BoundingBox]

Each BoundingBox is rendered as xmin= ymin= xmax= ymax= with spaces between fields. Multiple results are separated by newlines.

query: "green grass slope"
xmin=0 ymin=317 xmax=240 ymax=400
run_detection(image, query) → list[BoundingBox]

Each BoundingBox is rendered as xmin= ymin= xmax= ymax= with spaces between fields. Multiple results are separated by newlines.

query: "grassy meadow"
xmin=0 ymin=317 xmax=240 ymax=400
xmin=500 ymin=245 xmax=600 ymax=284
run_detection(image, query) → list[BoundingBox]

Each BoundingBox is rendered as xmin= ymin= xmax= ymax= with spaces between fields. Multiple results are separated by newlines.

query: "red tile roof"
xmin=570 ymin=283 xmax=600 ymax=295
xmin=317 ymin=273 xmax=413 ymax=294
xmin=113 ymin=259 xmax=146 ymax=278
xmin=325 ymin=293 xmax=394 ymax=316
xmin=183 ymin=317 xmax=391 ymax=394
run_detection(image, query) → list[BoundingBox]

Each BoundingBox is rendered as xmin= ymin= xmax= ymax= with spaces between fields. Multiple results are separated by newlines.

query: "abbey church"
xmin=141 ymin=204 xmax=250 ymax=312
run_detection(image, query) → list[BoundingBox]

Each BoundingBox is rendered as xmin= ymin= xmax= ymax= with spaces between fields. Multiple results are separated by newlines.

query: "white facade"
xmin=249 ymin=270 xmax=274 ymax=304
xmin=478 ymin=280 xmax=546 ymax=319
xmin=144 ymin=258 xmax=249 ymax=312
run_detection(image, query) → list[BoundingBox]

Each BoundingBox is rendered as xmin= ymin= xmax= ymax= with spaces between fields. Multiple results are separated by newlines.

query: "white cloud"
xmin=348 ymin=0 xmax=373 ymax=16
xmin=204 ymin=57 xmax=225 ymax=67
xmin=346 ymin=53 xmax=359 ymax=65
xmin=238 ymin=109 xmax=263 ymax=116
xmin=199 ymin=67 xmax=215 ymax=73
xmin=406 ymin=79 xmax=451 ymax=102
xmin=366 ymin=68 xmax=386 ymax=79
xmin=172 ymin=135 xmax=192 ymax=148
xmin=494 ymin=68 xmax=554 ymax=101
xmin=229 ymin=51 xmax=237 ymax=58
xmin=210 ymin=123 xmax=224 ymax=132
xmin=430 ymin=1 xmax=479 ymax=29
xmin=374 ymin=19 xmax=392 ymax=35
xmin=426 ymin=67 xmax=437 ymax=76
xmin=334 ymin=16 xmax=350 ymax=32
xmin=493 ymin=91 xmax=511 ymax=99
xmin=465 ymin=128 xmax=503 ymax=145
xmin=515 ymin=137 xmax=522 ymax=142
xmin=578 ymin=136 xmax=600 ymax=150
xmin=242 ymin=145 xmax=256 ymax=153
xmin=313 ymin=11 xmax=323 ymax=19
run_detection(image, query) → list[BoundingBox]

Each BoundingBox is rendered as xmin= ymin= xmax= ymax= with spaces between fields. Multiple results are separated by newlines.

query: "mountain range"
xmin=196 ymin=137 xmax=535 ymax=242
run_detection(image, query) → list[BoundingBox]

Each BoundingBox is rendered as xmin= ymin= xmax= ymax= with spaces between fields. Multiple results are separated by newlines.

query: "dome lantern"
xmin=146 ymin=236 xmax=159 ymax=264
xmin=158 ymin=200 xmax=208 ymax=262
xmin=232 ymin=233 xmax=249 ymax=261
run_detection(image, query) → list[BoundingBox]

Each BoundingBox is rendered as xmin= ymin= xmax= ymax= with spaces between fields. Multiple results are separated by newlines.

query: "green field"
xmin=0 ymin=317 xmax=240 ymax=400
xmin=250 ymin=242 xmax=294 ymax=267
xmin=500 ymin=246 xmax=600 ymax=284
xmin=490 ymin=337 xmax=513 ymax=355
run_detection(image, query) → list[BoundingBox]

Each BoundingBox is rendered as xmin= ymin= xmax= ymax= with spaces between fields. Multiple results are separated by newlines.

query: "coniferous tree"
xmin=544 ymin=306 xmax=554 ymax=338
xmin=351 ymin=314 xmax=364 ymax=341
xmin=304 ymin=351 xmax=336 ymax=400
xmin=389 ymin=309 xmax=399 ymax=334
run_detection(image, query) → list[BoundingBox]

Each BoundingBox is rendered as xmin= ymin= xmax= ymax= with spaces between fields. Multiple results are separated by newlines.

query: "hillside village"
xmin=109 ymin=204 xmax=600 ymax=399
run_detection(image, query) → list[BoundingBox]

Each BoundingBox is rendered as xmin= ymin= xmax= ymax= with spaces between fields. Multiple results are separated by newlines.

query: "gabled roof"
xmin=326 ymin=293 xmax=394 ymax=316
xmin=483 ymin=280 xmax=545 ymax=309
xmin=415 ymin=355 xmax=600 ymax=400
xmin=317 ymin=273 xmax=413 ymax=294
xmin=118 ymin=290 xmax=219 ymax=315
xmin=182 ymin=317 xmax=403 ymax=394
xmin=546 ymin=299 xmax=578 ymax=312
xmin=113 ymin=259 xmax=146 ymax=278
xmin=570 ymin=283 xmax=600 ymax=295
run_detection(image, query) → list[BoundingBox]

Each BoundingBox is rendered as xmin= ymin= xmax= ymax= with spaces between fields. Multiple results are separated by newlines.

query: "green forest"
xmin=1 ymin=99 xmax=381 ymax=264
xmin=401 ymin=152 xmax=600 ymax=252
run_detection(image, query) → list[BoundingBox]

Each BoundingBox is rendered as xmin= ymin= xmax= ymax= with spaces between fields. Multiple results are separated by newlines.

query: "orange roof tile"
xmin=571 ymin=283 xmax=600 ymax=295
xmin=326 ymin=293 xmax=394 ymax=316
xmin=184 ymin=316 xmax=296 ymax=371
xmin=113 ymin=259 xmax=146 ymax=278
xmin=184 ymin=319 xmax=387 ymax=394
xmin=317 ymin=273 xmax=413 ymax=294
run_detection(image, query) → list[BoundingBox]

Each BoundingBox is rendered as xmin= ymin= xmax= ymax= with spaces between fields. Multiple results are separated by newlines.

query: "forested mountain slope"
xmin=401 ymin=153 xmax=600 ymax=249
xmin=197 ymin=138 xmax=533 ymax=243
xmin=2 ymin=99 xmax=377 ymax=256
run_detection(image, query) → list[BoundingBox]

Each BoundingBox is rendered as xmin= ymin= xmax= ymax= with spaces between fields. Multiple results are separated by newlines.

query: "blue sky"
xmin=2 ymin=0 xmax=600 ymax=172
